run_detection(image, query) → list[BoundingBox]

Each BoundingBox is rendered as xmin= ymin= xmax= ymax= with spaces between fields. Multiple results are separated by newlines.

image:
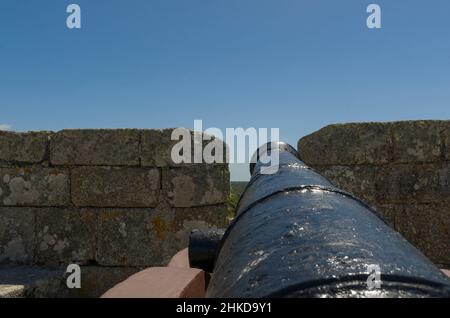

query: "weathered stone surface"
xmin=0 ymin=284 xmax=24 ymax=298
xmin=163 ymin=165 xmax=229 ymax=207
xmin=0 ymin=266 xmax=140 ymax=298
xmin=391 ymin=121 xmax=444 ymax=163
xmin=0 ymin=167 xmax=69 ymax=206
xmin=71 ymin=167 xmax=160 ymax=207
xmin=172 ymin=205 xmax=229 ymax=249
xmin=146 ymin=205 xmax=229 ymax=266
xmin=374 ymin=203 xmax=450 ymax=266
xmin=444 ymin=122 xmax=450 ymax=161
xmin=298 ymin=123 xmax=390 ymax=165
xmin=314 ymin=165 xmax=378 ymax=206
xmin=0 ymin=127 xmax=234 ymax=296
xmin=35 ymin=208 xmax=97 ymax=265
xmin=0 ymin=131 xmax=49 ymax=164
xmin=50 ymin=129 xmax=140 ymax=166
xmin=376 ymin=163 xmax=450 ymax=204
xmin=0 ymin=266 xmax=65 ymax=298
xmin=317 ymin=163 xmax=450 ymax=205
xmin=393 ymin=204 xmax=450 ymax=267
xmin=373 ymin=204 xmax=402 ymax=229
xmin=96 ymin=208 xmax=160 ymax=266
xmin=141 ymin=129 xmax=180 ymax=167
xmin=141 ymin=129 xmax=227 ymax=167
xmin=96 ymin=205 xmax=228 ymax=267
xmin=0 ymin=208 xmax=35 ymax=265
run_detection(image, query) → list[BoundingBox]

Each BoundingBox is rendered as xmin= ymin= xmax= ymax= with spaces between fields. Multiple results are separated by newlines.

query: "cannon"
xmin=189 ymin=142 xmax=450 ymax=298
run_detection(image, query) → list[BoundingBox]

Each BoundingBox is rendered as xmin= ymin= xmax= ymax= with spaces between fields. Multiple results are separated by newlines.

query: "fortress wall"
xmin=0 ymin=129 xmax=229 ymax=296
xmin=298 ymin=120 xmax=450 ymax=267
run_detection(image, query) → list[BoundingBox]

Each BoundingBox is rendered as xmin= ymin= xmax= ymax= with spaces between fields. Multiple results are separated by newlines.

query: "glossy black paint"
xmin=189 ymin=228 xmax=225 ymax=273
xmin=205 ymin=142 xmax=450 ymax=298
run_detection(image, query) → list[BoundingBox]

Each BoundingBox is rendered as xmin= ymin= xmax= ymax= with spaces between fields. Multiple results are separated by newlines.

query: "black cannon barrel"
xmin=205 ymin=142 xmax=450 ymax=297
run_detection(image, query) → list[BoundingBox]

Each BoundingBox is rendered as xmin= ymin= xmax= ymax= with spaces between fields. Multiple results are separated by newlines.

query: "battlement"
xmin=0 ymin=129 xmax=229 ymax=297
xmin=299 ymin=120 xmax=450 ymax=267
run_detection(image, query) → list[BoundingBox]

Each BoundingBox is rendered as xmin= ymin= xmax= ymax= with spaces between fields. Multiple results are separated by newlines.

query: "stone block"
xmin=393 ymin=204 xmax=450 ymax=266
xmin=373 ymin=204 xmax=403 ymax=229
xmin=50 ymin=129 xmax=140 ymax=166
xmin=314 ymin=165 xmax=378 ymax=206
xmin=96 ymin=205 xmax=228 ymax=267
xmin=144 ymin=205 xmax=228 ymax=266
xmin=376 ymin=163 xmax=450 ymax=204
xmin=391 ymin=120 xmax=444 ymax=163
xmin=0 ymin=131 xmax=49 ymax=164
xmin=0 ymin=208 xmax=35 ymax=265
xmin=171 ymin=205 xmax=229 ymax=249
xmin=35 ymin=208 xmax=97 ymax=266
xmin=0 ymin=285 xmax=24 ymax=298
xmin=443 ymin=121 xmax=450 ymax=161
xmin=141 ymin=129 xmax=180 ymax=167
xmin=141 ymin=129 xmax=227 ymax=167
xmin=96 ymin=208 xmax=160 ymax=266
xmin=298 ymin=122 xmax=390 ymax=165
xmin=0 ymin=167 xmax=69 ymax=206
xmin=162 ymin=165 xmax=229 ymax=207
xmin=71 ymin=167 xmax=160 ymax=207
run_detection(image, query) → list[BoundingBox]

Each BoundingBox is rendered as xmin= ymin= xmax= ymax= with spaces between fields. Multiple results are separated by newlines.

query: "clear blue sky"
xmin=1 ymin=1 xmax=450 ymax=180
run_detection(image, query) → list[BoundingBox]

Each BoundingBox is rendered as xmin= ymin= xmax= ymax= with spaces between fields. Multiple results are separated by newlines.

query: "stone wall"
xmin=0 ymin=129 xmax=229 ymax=297
xmin=298 ymin=120 xmax=450 ymax=267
